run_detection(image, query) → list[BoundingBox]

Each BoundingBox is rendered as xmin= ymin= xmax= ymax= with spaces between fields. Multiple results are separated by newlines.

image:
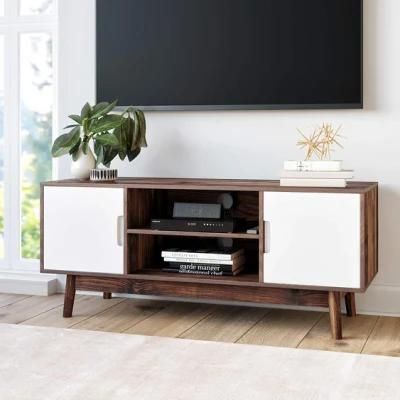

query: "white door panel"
xmin=263 ymin=192 xmax=360 ymax=288
xmin=44 ymin=187 xmax=124 ymax=274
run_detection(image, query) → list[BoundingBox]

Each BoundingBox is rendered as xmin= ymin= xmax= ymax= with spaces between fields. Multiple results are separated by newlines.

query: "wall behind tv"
xmin=58 ymin=0 xmax=400 ymax=315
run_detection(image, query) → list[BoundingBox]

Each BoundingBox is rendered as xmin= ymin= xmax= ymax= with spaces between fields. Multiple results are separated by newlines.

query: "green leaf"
xmin=112 ymin=123 xmax=128 ymax=160
xmin=102 ymin=148 xmax=119 ymax=167
xmin=135 ymin=110 xmax=147 ymax=147
xmin=69 ymin=137 xmax=82 ymax=161
xmin=94 ymin=140 xmax=102 ymax=155
xmin=121 ymin=123 xmax=128 ymax=148
xmin=91 ymin=99 xmax=118 ymax=119
xmin=118 ymin=150 xmax=126 ymax=160
xmin=95 ymin=133 xmax=120 ymax=147
xmin=82 ymin=141 xmax=89 ymax=155
xmin=131 ymin=115 xmax=139 ymax=150
xmin=91 ymin=114 xmax=123 ymax=133
xmin=69 ymin=114 xmax=82 ymax=124
xmin=124 ymin=116 xmax=134 ymax=150
xmin=113 ymin=126 xmax=122 ymax=145
xmin=51 ymin=126 xmax=81 ymax=157
xmin=92 ymin=102 xmax=109 ymax=114
xmin=80 ymin=102 xmax=92 ymax=119
xmin=127 ymin=147 xmax=141 ymax=162
xmin=94 ymin=142 xmax=104 ymax=168
xmin=64 ymin=124 xmax=79 ymax=130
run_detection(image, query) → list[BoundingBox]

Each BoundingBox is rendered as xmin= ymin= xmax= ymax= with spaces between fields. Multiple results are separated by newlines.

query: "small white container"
xmin=90 ymin=168 xmax=118 ymax=182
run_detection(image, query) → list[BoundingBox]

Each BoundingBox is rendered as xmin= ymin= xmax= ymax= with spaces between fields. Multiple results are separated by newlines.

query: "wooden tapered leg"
xmin=103 ymin=292 xmax=112 ymax=299
xmin=63 ymin=275 xmax=76 ymax=318
xmin=328 ymin=291 xmax=343 ymax=340
xmin=344 ymin=292 xmax=356 ymax=317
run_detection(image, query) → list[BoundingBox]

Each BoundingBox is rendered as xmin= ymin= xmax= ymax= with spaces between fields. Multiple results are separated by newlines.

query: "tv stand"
xmin=41 ymin=178 xmax=378 ymax=340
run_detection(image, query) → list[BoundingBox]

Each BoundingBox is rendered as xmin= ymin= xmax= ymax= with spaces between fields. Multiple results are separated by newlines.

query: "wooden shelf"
xmin=127 ymin=228 xmax=259 ymax=240
xmin=41 ymin=178 xmax=379 ymax=341
xmin=129 ymin=268 xmax=260 ymax=286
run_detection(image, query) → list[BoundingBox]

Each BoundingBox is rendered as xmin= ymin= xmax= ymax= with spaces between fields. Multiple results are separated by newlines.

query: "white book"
xmin=161 ymin=248 xmax=244 ymax=261
xmin=280 ymin=178 xmax=347 ymax=188
xmin=284 ymin=160 xmax=342 ymax=172
xmin=163 ymin=257 xmax=244 ymax=265
xmin=280 ymin=170 xmax=353 ymax=179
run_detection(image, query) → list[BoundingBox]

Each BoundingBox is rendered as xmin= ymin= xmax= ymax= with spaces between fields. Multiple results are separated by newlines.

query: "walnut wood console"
xmin=40 ymin=178 xmax=378 ymax=340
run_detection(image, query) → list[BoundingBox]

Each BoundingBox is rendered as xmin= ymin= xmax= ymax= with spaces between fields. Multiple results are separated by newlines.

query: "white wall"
xmin=58 ymin=0 xmax=400 ymax=315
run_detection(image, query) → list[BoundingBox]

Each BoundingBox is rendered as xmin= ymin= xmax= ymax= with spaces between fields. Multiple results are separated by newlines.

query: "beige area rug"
xmin=0 ymin=324 xmax=399 ymax=400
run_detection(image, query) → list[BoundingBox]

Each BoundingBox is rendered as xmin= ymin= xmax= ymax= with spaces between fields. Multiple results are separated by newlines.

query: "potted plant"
xmin=51 ymin=100 xmax=147 ymax=180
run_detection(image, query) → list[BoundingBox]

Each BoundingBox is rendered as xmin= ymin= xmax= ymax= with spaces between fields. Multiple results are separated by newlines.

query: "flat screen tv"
xmin=96 ymin=0 xmax=363 ymax=110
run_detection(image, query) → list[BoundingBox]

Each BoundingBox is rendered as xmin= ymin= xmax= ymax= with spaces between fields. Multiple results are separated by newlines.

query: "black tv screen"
xmin=96 ymin=0 xmax=363 ymax=110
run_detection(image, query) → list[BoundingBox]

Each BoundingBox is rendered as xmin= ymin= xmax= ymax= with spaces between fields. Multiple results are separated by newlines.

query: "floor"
xmin=0 ymin=292 xmax=399 ymax=357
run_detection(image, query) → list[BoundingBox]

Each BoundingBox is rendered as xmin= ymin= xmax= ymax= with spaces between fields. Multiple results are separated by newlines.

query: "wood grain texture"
xmin=124 ymin=302 xmax=215 ymax=337
xmin=63 ymin=275 xmax=76 ymax=318
xmin=328 ymin=291 xmax=343 ymax=340
xmin=2 ymin=294 xmax=400 ymax=357
xmin=41 ymin=178 xmax=378 ymax=337
xmin=75 ymin=275 xmax=330 ymax=307
xmin=0 ymin=294 xmax=65 ymax=324
xmin=365 ymin=186 xmax=379 ymax=288
xmin=0 ymin=293 xmax=31 ymax=308
xmin=72 ymin=299 xmax=165 ymax=333
xmin=362 ymin=317 xmax=400 ymax=357
xmin=21 ymin=295 xmax=124 ymax=328
xmin=127 ymin=229 xmax=259 ymax=240
xmin=126 ymin=189 xmax=156 ymax=273
xmin=238 ymin=309 xmax=322 ymax=348
xmin=180 ymin=306 xmax=267 ymax=343
xmin=345 ymin=292 xmax=356 ymax=317
xmin=300 ymin=314 xmax=379 ymax=353
xmin=42 ymin=179 xmax=378 ymax=194
xmin=126 ymin=188 xmax=153 ymax=229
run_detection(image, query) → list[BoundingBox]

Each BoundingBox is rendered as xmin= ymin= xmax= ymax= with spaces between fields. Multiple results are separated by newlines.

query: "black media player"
xmin=150 ymin=218 xmax=235 ymax=233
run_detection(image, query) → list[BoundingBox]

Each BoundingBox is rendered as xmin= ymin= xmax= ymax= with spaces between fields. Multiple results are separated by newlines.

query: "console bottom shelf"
xmin=130 ymin=268 xmax=260 ymax=285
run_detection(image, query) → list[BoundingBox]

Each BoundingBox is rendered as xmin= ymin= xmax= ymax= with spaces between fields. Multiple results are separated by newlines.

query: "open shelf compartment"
xmin=125 ymin=188 xmax=261 ymax=283
xmin=126 ymin=188 xmax=260 ymax=232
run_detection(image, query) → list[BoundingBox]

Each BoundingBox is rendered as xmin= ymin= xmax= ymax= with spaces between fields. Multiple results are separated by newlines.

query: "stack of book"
xmin=280 ymin=161 xmax=354 ymax=188
xmin=161 ymin=248 xmax=245 ymax=276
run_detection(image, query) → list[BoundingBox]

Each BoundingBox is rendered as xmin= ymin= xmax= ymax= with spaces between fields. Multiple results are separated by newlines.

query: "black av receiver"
xmin=150 ymin=218 xmax=235 ymax=233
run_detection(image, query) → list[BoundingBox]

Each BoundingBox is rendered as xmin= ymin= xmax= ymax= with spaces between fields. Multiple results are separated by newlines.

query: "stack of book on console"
xmin=161 ymin=248 xmax=245 ymax=276
xmin=280 ymin=161 xmax=354 ymax=188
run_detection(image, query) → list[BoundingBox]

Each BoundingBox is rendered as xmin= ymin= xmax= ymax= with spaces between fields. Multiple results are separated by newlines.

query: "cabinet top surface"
xmin=42 ymin=178 xmax=378 ymax=193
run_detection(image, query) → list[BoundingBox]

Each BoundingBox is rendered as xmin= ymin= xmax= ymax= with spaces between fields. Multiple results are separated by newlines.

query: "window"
xmin=20 ymin=0 xmax=55 ymax=16
xmin=0 ymin=0 xmax=57 ymax=269
xmin=0 ymin=35 xmax=4 ymax=258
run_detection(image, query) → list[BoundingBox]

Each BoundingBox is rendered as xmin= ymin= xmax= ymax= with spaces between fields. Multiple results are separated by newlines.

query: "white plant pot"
xmin=70 ymin=146 xmax=96 ymax=180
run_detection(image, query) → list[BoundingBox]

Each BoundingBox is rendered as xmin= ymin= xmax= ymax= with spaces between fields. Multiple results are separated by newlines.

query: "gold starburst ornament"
xmin=297 ymin=123 xmax=344 ymax=161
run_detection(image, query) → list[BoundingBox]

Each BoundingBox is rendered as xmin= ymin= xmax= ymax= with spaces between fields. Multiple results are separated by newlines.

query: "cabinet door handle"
xmin=117 ymin=216 xmax=124 ymax=246
xmin=264 ymin=221 xmax=271 ymax=253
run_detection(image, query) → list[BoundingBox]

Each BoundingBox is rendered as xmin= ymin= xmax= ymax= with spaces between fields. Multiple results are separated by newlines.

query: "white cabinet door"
xmin=44 ymin=187 xmax=124 ymax=274
xmin=263 ymin=192 xmax=361 ymax=288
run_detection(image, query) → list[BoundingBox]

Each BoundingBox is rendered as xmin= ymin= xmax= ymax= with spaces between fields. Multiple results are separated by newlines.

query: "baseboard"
xmin=0 ymin=272 xmax=58 ymax=296
xmin=355 ymin=284 xmax=400 ymax=316
xmin=76 ymin=283 xmax=400 ymax=317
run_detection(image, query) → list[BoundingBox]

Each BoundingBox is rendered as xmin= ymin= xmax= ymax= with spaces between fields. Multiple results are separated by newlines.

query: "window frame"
xmin=0 ymin=0 xmax=58 ymax=271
